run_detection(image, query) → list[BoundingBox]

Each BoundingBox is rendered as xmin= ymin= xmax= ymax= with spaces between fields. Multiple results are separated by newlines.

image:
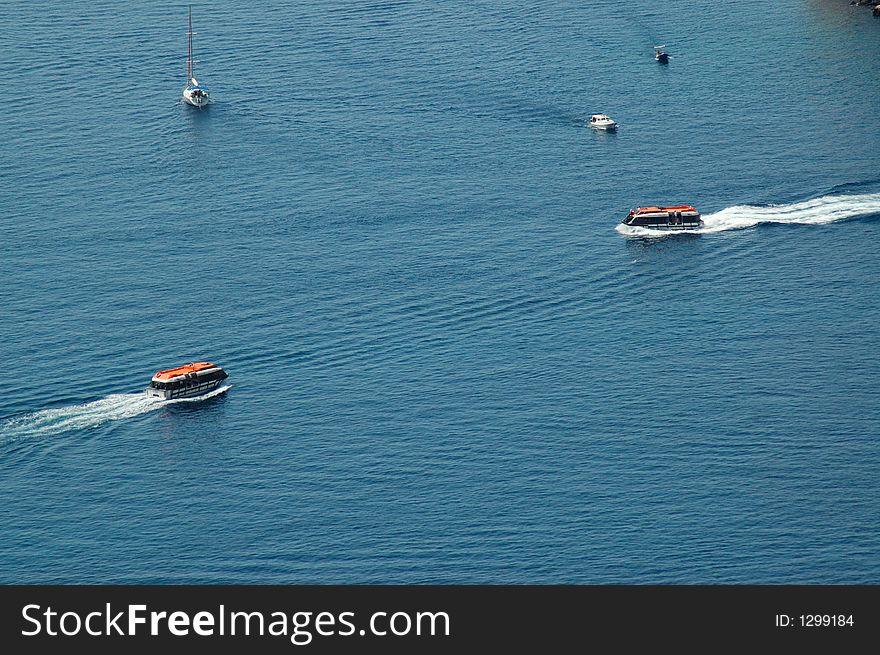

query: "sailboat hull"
xmin=183 ymin=89 xmax=209 ymax=107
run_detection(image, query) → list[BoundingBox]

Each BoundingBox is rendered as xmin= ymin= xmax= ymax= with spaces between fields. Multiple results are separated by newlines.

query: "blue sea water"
xmin=1 ymin=0 xmax=879 ymax=583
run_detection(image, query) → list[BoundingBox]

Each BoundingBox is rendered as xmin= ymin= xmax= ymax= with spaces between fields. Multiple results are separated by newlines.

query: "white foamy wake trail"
xmin=701 ymin=192 xmax=880 ymax=233
xmin=616 ymin=192 xmax=880 ymax=237
xmin=0 ymin=385 xmax=231 ymax=441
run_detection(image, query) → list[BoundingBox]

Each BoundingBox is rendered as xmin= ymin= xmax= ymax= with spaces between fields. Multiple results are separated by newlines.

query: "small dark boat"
xmin=622 ymin=205 xmax=703 ymax=230
xmin=654 ymin=45 xmax=669 ymax=63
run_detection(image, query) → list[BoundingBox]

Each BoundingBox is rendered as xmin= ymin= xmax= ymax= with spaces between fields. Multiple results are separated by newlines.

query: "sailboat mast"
xmin=187 ymin=6 xmax=193 ymax=82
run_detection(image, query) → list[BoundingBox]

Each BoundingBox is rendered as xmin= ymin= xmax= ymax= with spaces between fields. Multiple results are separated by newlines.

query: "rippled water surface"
xmin=1 ymin=0 xmax=879 ymax=583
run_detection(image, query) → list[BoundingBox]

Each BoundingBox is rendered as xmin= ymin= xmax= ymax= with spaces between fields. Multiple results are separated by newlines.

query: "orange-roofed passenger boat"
xmin=146 ymin=362 xmax=228 ymax=400
xmin=622 ymin=205 xmax=703 ymax=230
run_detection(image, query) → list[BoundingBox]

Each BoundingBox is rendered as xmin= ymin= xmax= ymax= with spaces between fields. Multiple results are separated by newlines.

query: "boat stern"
xmin=183 ymin=86 xmax=210 ymax=107
xmin=145 ymin=387 xmax=169 ymax=400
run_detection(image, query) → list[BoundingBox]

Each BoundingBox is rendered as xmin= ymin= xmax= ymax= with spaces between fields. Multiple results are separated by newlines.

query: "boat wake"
xmin=0 ymin=385 xmax=230 ymax=442
xmin=701 ymin=192 xmax=880 ymax=233
xmin=616 ymin=192 xmax=880 ymax=238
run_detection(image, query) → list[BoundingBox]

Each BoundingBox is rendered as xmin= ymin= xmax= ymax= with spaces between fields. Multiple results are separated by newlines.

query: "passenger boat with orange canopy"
xmin=146 ymin=362 xmax=228 ymax=400
xmin=622 ymin=205 xmax=702 ymax=230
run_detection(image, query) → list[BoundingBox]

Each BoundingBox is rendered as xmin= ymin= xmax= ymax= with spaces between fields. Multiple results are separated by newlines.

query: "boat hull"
xmin=183 ymin=89 xmax=209 ymax=107
xmin=626 ymin=221 xmax=703 ymax=231
xmin=146 ymin=379 xmax=225 ymax=400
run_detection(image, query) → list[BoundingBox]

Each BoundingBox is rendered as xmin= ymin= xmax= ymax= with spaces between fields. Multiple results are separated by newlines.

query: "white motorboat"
xmin=588 ymin=114 xmax=618 ymax=130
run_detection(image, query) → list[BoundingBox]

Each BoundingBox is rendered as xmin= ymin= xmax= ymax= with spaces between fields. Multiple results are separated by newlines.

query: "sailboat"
xmin=182 ymin=6 xmax=209 ymax=107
